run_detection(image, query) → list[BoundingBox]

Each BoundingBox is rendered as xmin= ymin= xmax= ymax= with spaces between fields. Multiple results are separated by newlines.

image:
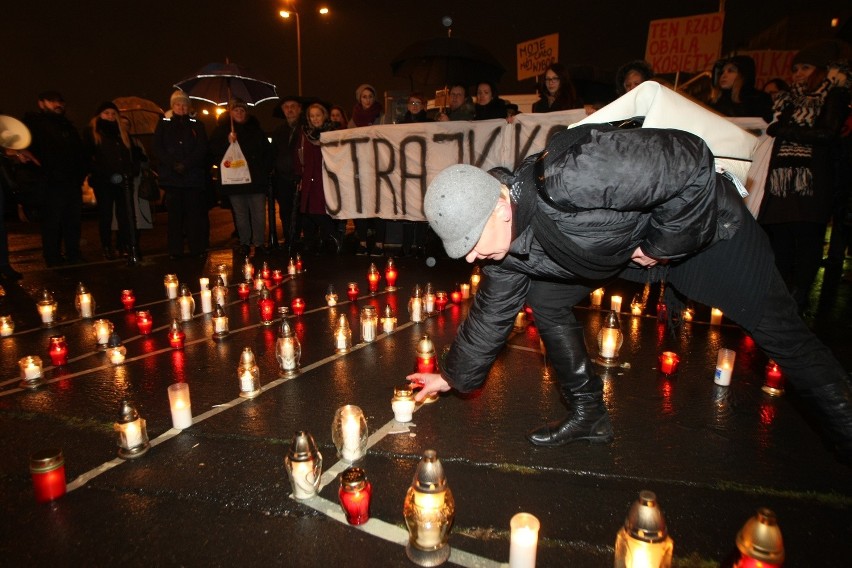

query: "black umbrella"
xmin=173 ymin=61 xmax=278 ymax=107
xmin=391 ymin=36 xmax=505 ymax=89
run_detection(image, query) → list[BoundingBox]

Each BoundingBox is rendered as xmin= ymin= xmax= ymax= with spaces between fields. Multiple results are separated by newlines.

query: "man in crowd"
xmin=22 ymin=91 xmax=87 ymax=266
xmin=408 ymin=123 xmax=852 ymax=465
xmin=436 ymin=83 xmax=475 ymax=122
xmin=271 ymin=95 xmax=304 ymax=249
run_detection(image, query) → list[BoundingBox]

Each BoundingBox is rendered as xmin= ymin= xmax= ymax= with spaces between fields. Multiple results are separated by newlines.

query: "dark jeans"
xmin=273 ymin=176 xmax=301 ymax=243
xmin=41 ymin=182 xmax=82 ymax=263
xmin=164 ymin=186 xmax=207 ymax=256
xmin=93 ymin=182 xmax=133 ymax=250
xmin=763 ymin=222 xmax=826 ymax=310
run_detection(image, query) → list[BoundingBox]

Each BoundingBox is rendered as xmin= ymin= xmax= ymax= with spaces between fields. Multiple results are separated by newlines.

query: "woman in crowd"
xmin=759 ymin=41 xmax=851 ymax=314
xmin=83 ymin=101 xmax=142 ymax=263
xmin=330 ymin=105 xmax=349 ymax=130
xmin=532 ymin=63 xmax=581 ymax=112
xmin=615 ymin=60 xmax=655 ymax=96
xmin=708 ymin=55 xmax=773 ymax=121
xmin=473 ymin=81 xmax=508 ymax=120
xmin=349 ymin=84 xmax=385 ymax=255
xmin=400 ymin=92 xmax=430 ymax=123
xmin=296 ymin=103 xmax=340 ymax=254
xmin=763 ymin=78 xmax=790 ymax=103
xmin=210 ymin=98 xmax=272 ymax=258
xmin=153 ymin=90 xmax=209 ymax=260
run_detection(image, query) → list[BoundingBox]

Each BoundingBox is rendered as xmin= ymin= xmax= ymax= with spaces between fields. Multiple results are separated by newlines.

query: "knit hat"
xmin=170 ymin=90 xmax=190 ymax=106
xmin=96 ymin=101 xmax=119 ymax=114
xmin=792 ymin=40 xmax=844 ymax=68
xmin=424 ymin=165 xmax=501 ymax=259
xmin=229 ymin=98 xmax=248 ymax=111
xmin=354 ymin=83 xmax=376 ymax=103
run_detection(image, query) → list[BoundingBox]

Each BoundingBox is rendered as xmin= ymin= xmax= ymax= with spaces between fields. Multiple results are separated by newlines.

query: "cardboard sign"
xmin=645 ymin=12 xmax=724 ymax=74
xmin=517 ymin=33 xmax=559 ymax=81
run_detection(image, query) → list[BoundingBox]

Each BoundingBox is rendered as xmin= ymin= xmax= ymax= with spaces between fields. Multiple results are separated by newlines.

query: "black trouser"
xmin=41 ymin=182 xmax=82 ymax=263
xmin=762 ymin=221 xmax=826 ymax=310
xmin=273 ymin=176 xmax=301 ymax=243
xmin=93 ymin=182 xmax=133 ymax=250
xmin=164 ymin=186 xmax=207 ymax=256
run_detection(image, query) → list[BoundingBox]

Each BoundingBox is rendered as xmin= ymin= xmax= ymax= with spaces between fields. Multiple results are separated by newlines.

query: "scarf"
xmin=767 ymin=78 xmax=833 ymax=197
xmin=350 ymin=102 xmax=382 ymax=127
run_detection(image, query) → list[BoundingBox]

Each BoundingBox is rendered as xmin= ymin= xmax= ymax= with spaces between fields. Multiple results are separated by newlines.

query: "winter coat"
xmin=153 ymin=114 xmax=208 ymax=189
xmin=442 ymin=125 xmax=745 ymax=393
xmin=209 ymin=114 xmax=272 ymax=196
xmin=295 ymin=122 xmax=336 ymax=215
xmin=474 ymin=98 xmax=509 ymax=121
xmin=22 ymin=110 xmax=87 ymax=186
xmin=271 ymin=119 xmax=302 ymax=182
xmin=82 ymin=119 xmax=139 ymax=190
xmin=709 ymin=56 xmax=773 ymax=122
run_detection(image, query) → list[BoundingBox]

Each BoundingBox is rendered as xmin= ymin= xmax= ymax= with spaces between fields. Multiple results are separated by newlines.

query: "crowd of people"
xmin=0 ymin=43 xmax=849 ymax=323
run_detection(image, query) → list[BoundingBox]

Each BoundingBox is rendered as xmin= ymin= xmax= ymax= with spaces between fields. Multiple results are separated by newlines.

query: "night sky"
xmin=4 ymin=0 xmax=849 ymax=131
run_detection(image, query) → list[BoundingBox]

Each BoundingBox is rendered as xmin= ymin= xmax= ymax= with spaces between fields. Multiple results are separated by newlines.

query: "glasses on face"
xmin=407 ymin=101 xmax=423 ymax=107
xmin=545 ymin=77 xmax=560 ymax=83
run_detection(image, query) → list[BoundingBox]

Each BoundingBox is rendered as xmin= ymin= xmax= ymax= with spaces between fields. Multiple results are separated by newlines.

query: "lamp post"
xmin=279 ymin=6 xmax=329 ymax=96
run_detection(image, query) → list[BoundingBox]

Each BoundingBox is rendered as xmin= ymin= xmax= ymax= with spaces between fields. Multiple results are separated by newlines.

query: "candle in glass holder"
xmin=715 ymin=348 xmax=736 ymax=386
xmin=242 ymin=257 xmax=254 ymax=281
xmin=409 ymin=285 xmax=424 ymax=323
xmin=106 ymin=333 xmax=127 ymax=365
xmin=167 ymin=382 xmax=193 ymax=429
xmin=284 ymin=431 xmax=322 ymax=500
xmin=450 ymin=284 xmax=462 ymax=304
xmin=177 ymin=284 xmax=195 ymax=321
xmin=403 ymin=450 xmax=455 ymax=564
xmin=276 ymin=319 xmax=301 ymax=376
xmin=610 ymin=295 xmax=623 ymax=313
xmin=291 ymin=297 xmax=306 ymax=316
xmin=272 ymin=269 xmax=284 ymax=286
xmin=135 ymin=310 xmax=153 ymax=335
xmin=338 ymin=467 xmax=372 ymax=526
xmin=253 ymin=274 xmax=265 ymax=292
xmin=392 ymin=385 xmax=416 ymax=422
xmin=258 ymin=286 xmax=276 ymax=325
xmin=434 ymin=291 xmax=448 ymax=312
xmin=163 ymin=274 xmax=179 ymax=300
xmin=237 ymin=281 xmax=251 ymax=301
xmin=509 ymin=513 xmax=540 ymax=568
xmin=114 ymin=400 xmax=150 ymax=459
xmin=734 ymin=508 xmax=784 ymax=568
xmin=48 ymin=335 xmax=68 ymax=366
xmin=120 ymin=289 xmax=136 ymax=310
xmin=259 ymin=261 xmax=272 ymax=281
xmin=385 ymin=258 xmax=398 ymax=291
xmin=470 ymin=265 xmax=482 ymax=294
xmin=92 ymin=319 xmax=114 ymax=349
xmin=360 ymin=305 xmax=377 ymax=343
xmin=590 ymin=288 xmax=604 ymax=308
xmin=212 ymin=305 xmax=229 ymax=339
xmin=630 ymin=300 xmax=643 ymax=317
xmin=210 ymin=276 xmax=227 ymax=307
xmin=710 ymin=308 xmax=723 ymax=326
xmin=19 ymin=356 xmax=44 ymax=389
xmin=460 ymin=283 xmax=471 ymax=300
xmin=614 ymin=491 xmax=673 ymax=568
xmin=658 ymin=351 xmax=680 ymax=375
xmin=237 ymin=347 xmax=261 ymax=398
xmin=681 ymin=306 xmax=694 ymax=322
xmin=416 ymin=335 xmax=437 ymax=374
xmin=367 ymin=263 xmax=381 ymax=295
xmin=200 ymin=287 xmax=213 ymax=314
xmin=0 ymin=315 xmax=15 ymax=336
xmin=216 ymin=264 xmax=229 ymax=287
xmin=75 ymin=282 xmax=95 ymax=319
xmin=287 ymin=257 xmax=297 ymax=276
xmin=334 ymin=314 xmax=352 ymax=352
xmin=423 ymin=283 xmax=435 ymax=314
xmin=168 ymin=319 xmax=186 ymax=349
xmin=762 ymin=360 xmax=785 ymax=396
xmin=295 ymin=253 xmax=303 ymax=273
xmin=346 ymin=282 xmax=360 ymax=302
xmin=332 ymin=405 xmax=368 ymax=462
xmin=199 ymin=276 xmax=209 ymax=291
xmin=36 ymin=289 xmax=58 ymax=326
xmin=29 ymin=448 xmax=66 ymax=503
xmin=381 ymin=304 xmax=397 ymax=334
xmin=325 ymin=284 xmax=338 ymax=307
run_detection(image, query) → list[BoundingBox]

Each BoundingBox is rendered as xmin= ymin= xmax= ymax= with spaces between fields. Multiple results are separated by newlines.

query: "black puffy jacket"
xmin=442 ymin=125 xmax=745 ymax=392
xmin=153 ymin=114 xmax=208 ymax=189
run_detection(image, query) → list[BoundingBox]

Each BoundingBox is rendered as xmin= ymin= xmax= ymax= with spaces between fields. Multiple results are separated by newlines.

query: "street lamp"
xmin=279 ymin=6 xmax=330 ymax=96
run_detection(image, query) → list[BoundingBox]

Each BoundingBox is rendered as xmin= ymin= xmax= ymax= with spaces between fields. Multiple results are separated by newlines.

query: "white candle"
xmin=200 ymin=289 xmax=212 ymax=314
xmin=590 ymin=288 xmax=604 ymax=307
xmin=631 ymin=303 xmax=643 ymax=316
xmin=341 ymin=412 xmax=362 ymax=462
xmin=214 ymin=316 xmax=228 ymax=334
xmin=94 ymin=320 xmax=112 ymax=345
xmin=413 ymin=491 xmax=445 ymax=548
xmin=0 ymin=320 xmax=13 ymax=336
xmin=199 ymin=277 xmax=209 ymax=291
xmin=600 ymin=329 xmax=618 ymax=358
xmin=715 ymin=348 xmax=736 ymax=386
xmin=382 ymin=317 xmax=396 ymax=334
xmin=410 ymin=298 xmax=423 ymax=323
xmin=179 ymin=297 xmax=193 ymax=321
xmin=254 ymin=277 xmax=265 ymax=291
xmin=166 ymin=282 xmax=178 ymax=300
xmin=424 ymin=293 xmax=435 ymax=313
xmin=239 ymin=370 xmax=255 ymax=393
xmin=38 ymin=304 xmax=54 ymax=324
xmin=710 ymin=308 xmax=723 ymax=326
xmin=108 ymin=348 xmax=126 ymax=365
xmin=24 ymin=362 xmax=42 ymax=380
xmin=168 ymin=383 xmax=193 ymax=429
xmin=121 ymin=420 xmax=144 ymax=449
xmin=216 ymin=266 xmax=228 ymax=287
xmin=213 ymin=287 xmax=227 ymax=307
xmin=460 ymin=283 xmax=471 ymax=299
xmin=361 ymin=320 xmax=376 ymax=343
xmin=610 ymin=295 xmax=622 ymax=312
xmin=392 ymin=399 xmax=416 ymax=423
xmin=290 ymin=459 xmax=317 ymax=499
xmin=335 ymin=330 xmax=350 ymax=351
xmin=79 ymin=294 xmax=93 ymax=318
xmin=509 ymin=513 xmax=540 ymax=568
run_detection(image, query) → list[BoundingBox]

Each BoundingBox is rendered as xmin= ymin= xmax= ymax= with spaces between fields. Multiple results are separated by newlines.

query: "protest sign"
xmin=645 ymin=12 xmax=724 ymax=74
xmin=517 ymin=34 xmax=559 ymax=82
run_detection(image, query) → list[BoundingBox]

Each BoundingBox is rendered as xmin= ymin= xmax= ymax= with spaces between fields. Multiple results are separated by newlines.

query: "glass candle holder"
xmin=0 ymin=314 xmax=13 ymax=336
xmin=715 ymin=348 xmax=736 ymax=386
xmin=168 ymin=319 xmax=185 ymax=349
xmin=18 ymin=355 xmax=44 ymax=389
xmin=30 ymin=448 xmax=66 ymax=503
xmin=403 ymin=449 xmax=455 ymax=566
xmin=470 ymin=266 xmax=482 ymax=294
xmin=92 ymin=319 xmax=114 ymax=350
xmin=177 ymin=284 xmax=195 ymax=321
xmin=614 ymin=490 xmax=673 ymax=568
xmin=163 ymin=274 xmax=179 ymax=300
xmin=762 ymin=360 xmax=785 ymax=397
xmin=434 ymin=291 xmax=448 ymax=312
xmin=276 ymin=320 xmax=301 ymax=376
xmin=106 ymin=333 xmax=127 ymax=365
xmin=212 ymin=305 xmax=229 ymax=339
xmin=198 ymin=286 xmax=212 ymax=314
xmin=259 ymin=261 xmax=272 ymax=281
xmin=590 ymin=288 xmax=604 ymax=308
xmin=167 ymin=382 xmax=193 ymax=429
xmin=135 ymin=310 xmax=153 ymax=335
xmin=48 ymin=335 xmax=68 ymax=366
xmin=325 ymin=284 xmax=338 ymax=307
xmin=409 ymin=285 xmax=424 ymax=323
xmin=735 ymin=508 xmax=784 ymax=568
xmin=120 ymin=289 xmax=136 ymax=310
xmin=381 ymin=304 xmax=397 ymax=334
xmin=287 ymin=258 xmax=297 ymax=276
xmin=284 ymin=431 xmax=322 ymax=500
xmin=36 ymin=289 xmax=58 ymax=327
xmin=596 ymin=311 xmax=623 ymax=368
xmin=347 ymin=282 xmax=360 ymax=302
xmin=237 ymin=281 xmax=251 ymax=301
xmin=392 ymin=385 xmax=416 ymax=423
xmin=216 ymin=263 xmax=229 ymax=287
xmin=295 ymin=253 xmax=303 ymax=273
xmin=339 ymin=467 xmax=372 ymax=525
xmin=423 ymin=283 xmax=435 ymax=314
xmin=513 ymin=310 xmax=527 ymax=332
xmin=367 ymin=263 xmax=381 ymax=295
xmin=460 ymin=283 xmax=471 ymax=300
xmin=681 ymin=306 xmax=694 ymax=323
xmin=291 ymin=297 xmax=306 ymax=316
xmin=416 ymin=335 xmax=436 ymax=374
xmin=259 ymin=287 xmax=276 ymax=325
xmin=450 ymin=284 xmax=462 ymax=304
xmin=509 ymin=513 xmax=541 ymax=568
xmin=360 ymin=305 xmax=378 ymax=343
xmin=212 ymin=276 xmax=228 ymax=307
xmin=332 ymin=405 xmax=368 ymax=462
xmin=242 ymin=257 xmax=254 ymax=281
xmin=610 ymin=295 xmax=623 ymax=313
xmin=272 ymin=269 xmax=284 ymax=286
xmin=334 ymin=314 xmax=352 ymax=353
xmin=253 ymin=274 xmax=265 ymax=292
xmin=114 ymin=400 xmax=150 ymax=459
xmin=385 ymin=258 xmax=398 ymax=291
xmin=658 ymin=352 xmax=680 ymax=375
xmin=710 ymin=307 xmax=724 ymax=326
xmin=237 ymin=347 xmax=262 ymax=398
xmin=75 ymin=282 xmax=95 ymax=319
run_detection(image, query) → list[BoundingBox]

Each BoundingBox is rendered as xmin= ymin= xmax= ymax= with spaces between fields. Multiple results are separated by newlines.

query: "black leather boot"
xmin=527 ymin=324 xmax=614 ymax=447
xmin=798 ymin=381 xmax=852 ymax=464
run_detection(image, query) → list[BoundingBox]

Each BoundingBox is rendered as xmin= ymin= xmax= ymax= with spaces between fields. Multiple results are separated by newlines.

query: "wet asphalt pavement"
xmin=1 ymin=208 xmax=851 ymax=567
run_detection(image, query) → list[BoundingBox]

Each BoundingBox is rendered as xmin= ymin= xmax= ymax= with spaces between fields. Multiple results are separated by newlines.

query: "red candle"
xmin=168 ymin=322 xmax=186 ymax=349
xmin=658 ymin=351 xmax=680 ymax=375
xmin=237 ymin=282 xmax=251 ymax=300
xmin=385 ymin=260 xmax=398 ymax=290
xmin=120 ymin=289 xmax=136 ymax=310
xmin=29 ymin=449 xmax=66 ymax=503
xmin=295 ymin=254 xmax=303 ymax=273
xmin=347 ymin=282 xmax=360 ymax=302
xmin=762 ymin=360 xmax=785 ymax=396
xmin=417 ymin=355 xmax=436 ymax=374
xmin=338 ymin=467 xmax=372 ymax=526
xmin=48 ymin=335 xmax=68 ymax=366
xmin=272 ymin=269 xmax=284 ymax=285
xmin=367 ymin=267 xmax=381 ymax=294
xmin=135 ymin=310 xmax=153 ymax=335
xmin=291 ymin=297 xmax=306 ymax=316
xmin=450 ymin=285 xmax=462 ymax=304
xmin=260 ymin=263 xmax=272 ymax=280
xmin=735 ymin=556 xmax=781 ymax=568
xmin=259 ymin=297 xmax=276 ymax=325
xmin=434 ymin=291 xmax=449 ymax=312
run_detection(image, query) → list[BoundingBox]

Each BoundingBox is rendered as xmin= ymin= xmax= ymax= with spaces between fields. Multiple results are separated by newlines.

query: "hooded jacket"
xmin=441 ymin=124 xmax=748 ymax=393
